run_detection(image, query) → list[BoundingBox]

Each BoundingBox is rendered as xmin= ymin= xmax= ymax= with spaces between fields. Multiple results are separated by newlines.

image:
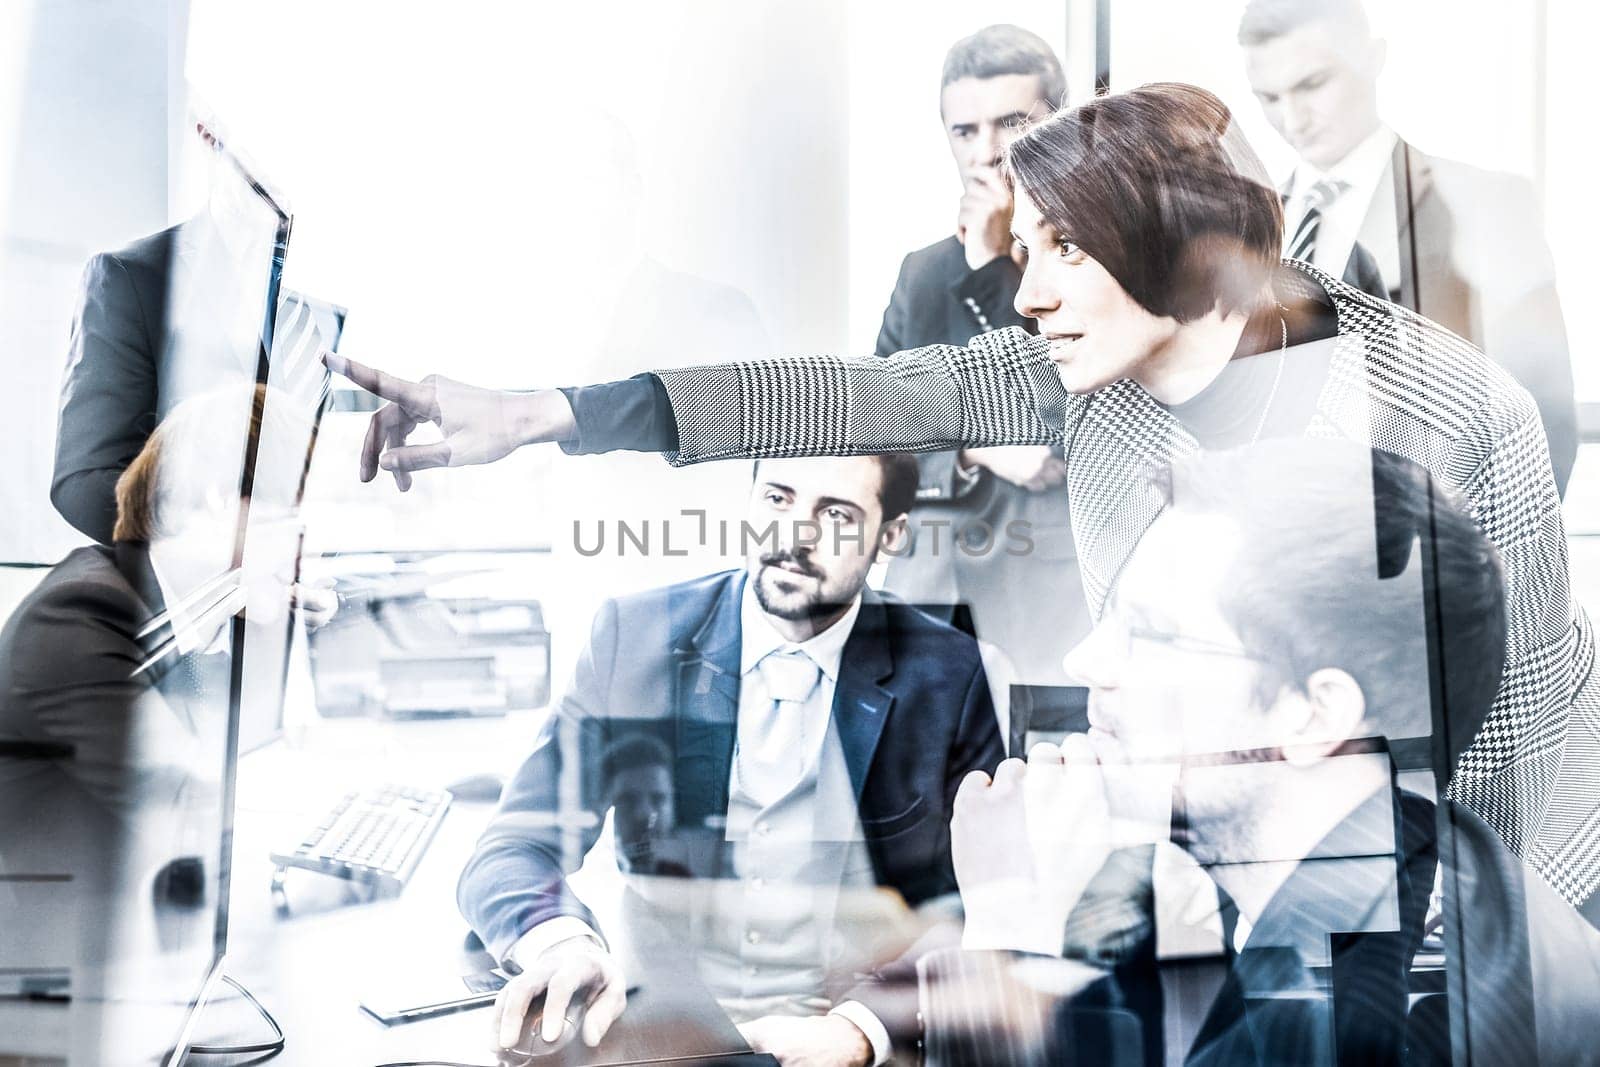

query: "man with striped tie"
xmin=1239 ymin=0 xmax=1578 ymax=494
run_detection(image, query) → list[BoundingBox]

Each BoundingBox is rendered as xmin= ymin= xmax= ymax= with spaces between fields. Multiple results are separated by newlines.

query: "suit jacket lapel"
xmin=672 ymin=576 xmax=742 ymax=826
xmin=833 ymin=591 xmax=896 ymax=804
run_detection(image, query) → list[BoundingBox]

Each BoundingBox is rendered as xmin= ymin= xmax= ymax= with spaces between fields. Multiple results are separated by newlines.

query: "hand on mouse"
xmin=494 ymin=937 xmax=626 ymax=1051
xmin=736 ymin=1014 xmax=872 ymax=1067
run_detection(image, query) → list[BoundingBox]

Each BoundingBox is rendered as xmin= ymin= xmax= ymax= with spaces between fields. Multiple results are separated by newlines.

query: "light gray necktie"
xmin=738 ymin=649 xmax=822 ymax=804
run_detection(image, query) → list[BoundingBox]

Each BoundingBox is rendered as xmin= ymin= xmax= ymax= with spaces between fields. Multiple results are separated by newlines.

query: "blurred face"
xmin=941 ymin=74 xmax=1051 ymax=181
xmin=1012 ymin=189 xmax=1181 ymax=395
xmin=1064 ymin=511 xmax=1277 ymax=772
xmin=746 ymin=456 xmax=905 ymax=625
xmin=609 ymin=763 xmax=675 ymax=852
xmin=1243 ymin=23 xmax=1384 ymax=171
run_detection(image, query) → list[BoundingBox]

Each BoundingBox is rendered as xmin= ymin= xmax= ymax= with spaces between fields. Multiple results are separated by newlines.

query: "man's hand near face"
xmin=955 ymin=167 xmax=1016 ymax=271
xmin=737 ymin=1014 xmax=873 ymax=1067
xmin=952 ymin=738 xmax=1112 ymax=955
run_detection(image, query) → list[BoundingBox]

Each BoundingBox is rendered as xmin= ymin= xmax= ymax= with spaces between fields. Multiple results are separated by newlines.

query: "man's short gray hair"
xmin=1237 ymin=0 xmax=1372 ymax=47
xmin=941 ymin=24 xmax=1066 ymax=110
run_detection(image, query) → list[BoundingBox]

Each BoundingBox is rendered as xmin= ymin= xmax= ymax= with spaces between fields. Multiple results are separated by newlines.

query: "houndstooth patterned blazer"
xmin=655 ymin=259 xmax=1600 ymax=905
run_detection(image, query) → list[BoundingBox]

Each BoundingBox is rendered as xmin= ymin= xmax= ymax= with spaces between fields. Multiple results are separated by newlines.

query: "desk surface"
xmin=184 ymin=713 xmax=757 ymax=1067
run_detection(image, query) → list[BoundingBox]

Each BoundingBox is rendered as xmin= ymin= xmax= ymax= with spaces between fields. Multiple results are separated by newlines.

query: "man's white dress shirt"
xmin=509 ymin=582 xmax=894 ymax=1064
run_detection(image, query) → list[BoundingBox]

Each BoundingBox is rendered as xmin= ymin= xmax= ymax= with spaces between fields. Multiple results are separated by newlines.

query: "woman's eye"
xmin=1058 ymin=239 xmax=1083 ymax=258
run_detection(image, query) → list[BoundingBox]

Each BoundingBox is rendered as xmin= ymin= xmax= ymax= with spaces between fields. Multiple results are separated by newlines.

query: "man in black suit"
xmin=459 ymin=452 xmax=1004 ymax=1067
xmin=874 ymin=25 xmax=1087 ymax=685
xmin=1238 ymin=0 xmax=1578 ymax=494
xmin=944 ymin=443 xmax=1600 ymax=1064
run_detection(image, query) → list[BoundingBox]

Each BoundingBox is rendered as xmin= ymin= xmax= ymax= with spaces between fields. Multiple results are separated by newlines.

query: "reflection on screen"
xmin=70 ymin=132 xmax=290 ymax=1066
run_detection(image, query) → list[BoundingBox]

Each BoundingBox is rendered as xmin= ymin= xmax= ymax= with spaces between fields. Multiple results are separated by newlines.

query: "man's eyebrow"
xmin=814 ymin=494 xmax=865 ymax=514
xmin=1289 ymin=68 xmax=1332 ymax=93
xmin=991 ymin=109 xmax=1032 ymax=125
xmin=759 ymin=480 xmax=795 ymax=496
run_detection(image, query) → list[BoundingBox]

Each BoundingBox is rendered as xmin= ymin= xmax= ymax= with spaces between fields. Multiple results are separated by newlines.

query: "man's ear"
xmin=1368 ymin=36 xmax=1388 ymax=80
xmin=1280 ymin=667 xmax=1367 ymax=766
xmin=879 ymin=514 xmax=910 ymax=554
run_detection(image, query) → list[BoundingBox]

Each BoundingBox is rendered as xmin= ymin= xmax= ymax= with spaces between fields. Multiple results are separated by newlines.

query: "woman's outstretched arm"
xmin=325 ymin=325 xmax=1079 ymax=488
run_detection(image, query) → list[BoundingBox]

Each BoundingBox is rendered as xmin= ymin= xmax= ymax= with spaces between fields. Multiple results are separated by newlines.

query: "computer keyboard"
xmin=270 ymin=784 xmax=451 ymax=894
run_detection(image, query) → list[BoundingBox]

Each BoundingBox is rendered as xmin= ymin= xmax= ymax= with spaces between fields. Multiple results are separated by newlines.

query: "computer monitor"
xmin=235 ymin=289 xmax=345 ymax=755
xmin=81 ymin=125 xmax=291 ymax=1066
xmin=0 ymin=121 xmax=301 ymax=1064
xmin=1008 ymin=684 xmax=1089 ymax=759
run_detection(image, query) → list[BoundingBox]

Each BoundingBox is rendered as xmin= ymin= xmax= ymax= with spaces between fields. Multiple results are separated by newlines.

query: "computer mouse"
xmin=447 ymin=773 xmax=505 ymax=803
xmin=497 ymin=1002 xmax=583 ymax=1066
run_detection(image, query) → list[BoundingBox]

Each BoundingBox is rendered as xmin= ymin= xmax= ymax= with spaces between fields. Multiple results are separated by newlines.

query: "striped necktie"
xmin=1284 ymin=178 xmax=1349 ymax=262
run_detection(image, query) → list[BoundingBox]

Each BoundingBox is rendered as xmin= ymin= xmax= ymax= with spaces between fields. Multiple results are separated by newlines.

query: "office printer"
xmin=309 ymin=588 xmax=550 ymax=719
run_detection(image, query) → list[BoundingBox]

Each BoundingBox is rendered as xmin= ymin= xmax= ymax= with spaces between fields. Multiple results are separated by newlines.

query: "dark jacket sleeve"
xmin=456 ymin=599 xmax=622 ymax=961
xmin=52 ymin=253 xmax=161 ymax=544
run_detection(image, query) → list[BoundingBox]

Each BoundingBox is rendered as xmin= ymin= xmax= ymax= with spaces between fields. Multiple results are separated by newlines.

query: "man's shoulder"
xmin=897 ymin=235 xmax=967 ymax=284
xmin=1405 ymin=143 xmax=1546 ymax=240
xmin=602 ymin=570 xmax=740 ymax=634
xmin=99 ymin=224 xmax=181 ymax=274
xmin=83 ymin=225 xmax=180 ymax=307
xmin=0 ymin=548 xmax=146 ymax=686
xmin=13 ymin=546 xmax=139 ymax=615
xmin=1314 ymin=265 xmax=1538 ymax=434
xmin=871 ymin=591 xmax=985 ymax=673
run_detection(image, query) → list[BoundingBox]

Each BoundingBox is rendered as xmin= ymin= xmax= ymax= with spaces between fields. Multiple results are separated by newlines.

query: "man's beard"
xmin=751 ymin=552 xmax=848 ymax=622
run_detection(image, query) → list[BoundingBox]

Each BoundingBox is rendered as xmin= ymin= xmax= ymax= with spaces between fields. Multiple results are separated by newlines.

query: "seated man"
xmin=947 ymin=441 xmax=1600 ymax=1065
xmin=459 ymin=452 xmax=1005 ymax=1067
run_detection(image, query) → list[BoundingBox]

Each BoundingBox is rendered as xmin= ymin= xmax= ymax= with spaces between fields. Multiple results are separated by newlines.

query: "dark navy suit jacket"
xmin=457 ymin=569 xmax=1004 ymax=967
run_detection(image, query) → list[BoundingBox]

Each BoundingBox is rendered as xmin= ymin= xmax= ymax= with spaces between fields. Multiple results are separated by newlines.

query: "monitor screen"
xmin=0 ymin=126 xmax=295 ymax=1065
xmin=235 ymin=289 xmax=344 ymax=756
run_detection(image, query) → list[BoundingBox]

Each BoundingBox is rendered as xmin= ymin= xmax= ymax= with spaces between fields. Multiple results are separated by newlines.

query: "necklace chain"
xmin=1247 ymin=306 xmax=1290 ymax=446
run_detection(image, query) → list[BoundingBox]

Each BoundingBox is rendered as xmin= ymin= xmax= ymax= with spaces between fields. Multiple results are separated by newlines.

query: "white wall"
xmin=0 ymin=0 xmax=184 ymax=563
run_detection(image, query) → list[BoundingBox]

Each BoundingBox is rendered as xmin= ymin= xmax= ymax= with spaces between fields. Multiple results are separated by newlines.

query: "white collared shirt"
xmin=1285 ymin=124 xmax=1400 ymax=292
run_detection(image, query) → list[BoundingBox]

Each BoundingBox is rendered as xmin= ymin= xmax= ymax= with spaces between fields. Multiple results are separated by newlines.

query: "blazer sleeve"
xmin=1445 ymin=387 xmax=1584 ymax=873
xmin=456 ymin=599 xmax=622 ymax=961
xmin=655 ymin=326 xmax=1080 ymax=466
xmin=52 ymin=253 xmax=161 ymax=544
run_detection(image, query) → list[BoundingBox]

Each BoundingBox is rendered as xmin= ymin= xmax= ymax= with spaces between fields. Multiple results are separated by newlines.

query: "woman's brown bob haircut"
xmin=1005 ymin=82 xmax=1285 ymax=323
